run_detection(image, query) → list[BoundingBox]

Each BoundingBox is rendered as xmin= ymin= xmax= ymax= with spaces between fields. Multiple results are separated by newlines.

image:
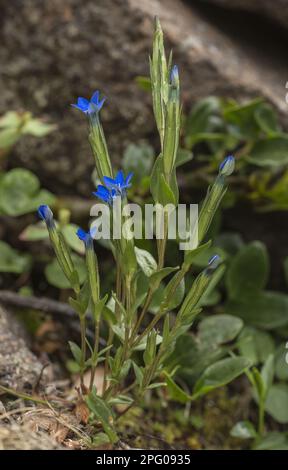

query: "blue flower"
xmin=93 ymin=185 xmax=117 ymax=204
xmin=102 ymin=170 xmax=133 ymax=195
xmin=38 ymin=205 xmax=54 ymax=228
xmin=71 ymin=90 xmax=106 ymax=115
xmin=205 ymin=254 xmax=221 ymax=275
xmin=219 ymin=155 xmax=235 ymax=176
xmin=170 ymin=65 xmax=179 ymax=86
xmin=93 ymin=171 xmax=133 ymax=204
xmin=76 ymin=227 xmax=96 ymax=249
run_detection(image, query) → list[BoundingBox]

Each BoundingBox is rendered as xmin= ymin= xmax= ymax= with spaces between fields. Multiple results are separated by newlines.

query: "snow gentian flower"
xmin=170 ymin=65 xmax=179 ymax=87
xmin=71 ymin=90 xmax=106 ymax=115
xmin=93 ymin=185 xmax=117 ymax=204
xmin=102 ymin=170 xmax=133 ymax=196
xmin=77 ymin=227 xmax=97 ymax=249
xmin=205 ymin=254 xmax=221 ymax=275
xmin=38 ymin=205 xmax=54 ymax=228
xmin=219 ymin=155 xmax=235 ymax=176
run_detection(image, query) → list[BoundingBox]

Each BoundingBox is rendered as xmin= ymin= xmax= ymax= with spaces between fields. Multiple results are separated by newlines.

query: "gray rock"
xmin=1 ymin=0 xmax=287 ymax=195
xmin=0 ymin=305 xmax=47 ymax=391
xmin=198 ymin=0 xmax=288 ymax=30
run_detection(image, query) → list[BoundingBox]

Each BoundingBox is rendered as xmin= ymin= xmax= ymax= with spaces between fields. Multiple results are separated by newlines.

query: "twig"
xmin=0 ymin=290 xmax=76 ymax=319
xmin=0 ymin=385 xmax=48 ymax=406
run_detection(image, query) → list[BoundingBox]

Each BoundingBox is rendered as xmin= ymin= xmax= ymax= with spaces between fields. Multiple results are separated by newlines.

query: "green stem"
xmin=103 ymin=261 xmax=121 ymax=393
xmin=89 ymin=318 xmax=100 ymax=391
xmin=0 ymin=385 xmax=48 ymax=406
xmin=258 ymin=399 xmax=265 ymax=436
xmin=132 ymin=264 xmax=187 ymax=349
xmin=79 ymin=316 xmax=87 ymax=390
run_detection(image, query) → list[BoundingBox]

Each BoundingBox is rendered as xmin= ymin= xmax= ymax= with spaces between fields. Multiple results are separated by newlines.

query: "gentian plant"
xmin=38 ymin=19 xmax=250 ymax=444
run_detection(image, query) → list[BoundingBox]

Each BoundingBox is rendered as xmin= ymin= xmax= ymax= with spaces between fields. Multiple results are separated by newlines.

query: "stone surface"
xmin=1 ymin=0 xmax=288 ymax=195
xmin=198 ymin=0 xmax=288 ymax=30
xmin=0 ymin=305 xmax=47 ymax=391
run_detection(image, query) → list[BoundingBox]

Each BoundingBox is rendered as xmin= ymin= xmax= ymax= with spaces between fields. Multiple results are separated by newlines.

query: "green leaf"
xmin=275 ymin=343 xmax=288 ymax=381
xmin=135 ymin=247 xmax=157 ymax=277
xmin=261 ymin=354 xmax=274 ymax=398
xmin=248 ymin=136 xmax=288 ymax=167
xmin=45 ymin=254 xmax=86 ymax=289
xmin=265 ymin=383 xmax=288 ymax=424
xmin=223 ymin=98 xmax=263 ymax=139
xmin=0 ymin=128 xmax=19 ymax=149
xmin=122 ymin=242 xmax=137 ymax=276
xmin=164 ymin=372 xmax=191 ymax=404
xmin=21 ymin=119 xmax=56 ymax=137
xmin=226 ymin=242 xmax=269 ymax=299
xmin=62 ymin=224 xmax=85 ymax=255
xmin=163 ymin=277 xmax=185 ymax=311
xmin=166 ymin=333 xmax=225 ymax=383
xmin=198 ymin=264 xmax=225 ymax=307
xmin=19 ymin=222 xmax=49 ymax=241
xmin=230 ymin=421 xmax=257 ymax=439
xmin=254 ymin=432 xmax=288 ymax=450
xmin=214 ymin=232 xmax=244 ymax=256
xmin=185 ymin=97 xmax=221 ymax=147
xmin=176 ymin=148 xmax=193 ymax=167
xmin=192 ymin=246 xmax=227 ymax=269
xmin=0 ymin=168 xmax=55 ymax=216
xmin=150 ymin=154 xmax=162 ymax=203
xmin=198 ymin=314 xmax=243 ymax=346
xmin=183 ymin=240 xmax=212 ymax=268
xmin=68 ymin=341 xmax=82 ymax=365
xmin=158 ymin=174 xmax=176 ymax=205
xmin=226 ymin=291 xmax=288 ymax=330
xmin=0 ymin=241 xmax=31 ymax=274
xmin=132 ymin=362 xmax=144 ymax=387
xmin=0 ymin=111 xmax=22 ymax=128
xmin=92 ymin=295 xmax=108 ymax=323
xmin=149 ymin=266 xmax=178 ymax=286
xmin=135 ymin=75 xmax=151 ymax=92
xmin=254 ymin=104 xmax=280 ymax=135
xmin=193 ymin=357 xmax=251 ymax=399
xmin=123 ymin=142 xmax=154 ymax=183
xmin=238 ymin=327 xmax=275 ymax=364
xmin=86 ymin=390 xmax=118 ymax=443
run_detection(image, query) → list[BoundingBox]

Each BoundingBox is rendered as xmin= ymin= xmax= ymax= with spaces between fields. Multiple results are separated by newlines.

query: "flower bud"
xmin=219 ymin=155 xmax=235 ymax=176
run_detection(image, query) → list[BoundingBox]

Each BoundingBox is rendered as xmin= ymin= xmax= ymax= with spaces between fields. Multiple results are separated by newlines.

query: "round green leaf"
xmin=254 ymin=432 xmax=288 ymax=450
xmin=45 ymin=254 xmax=86 ymax=289
xmin=0 ymin=168 xmax=55 ymax=216
xmin=62 ymin=224 xmax=85 ymax=255
xmin=199 ymin=314 xmax=243 ymax=346
xmin=0 ymin=241 xmax=31 ymax=274
xmin=248 ymin=136 xmax=288 ymax=167
xmin=275 ymin=343 xmax=288 ymax=381
xmin=238 ymin=326 xmax=275 ymax=364
xmin=226 ymin=242 xmax=269 ymax=299
xmin=226 ymin=291 xmax=288 ymax=330
xmin=265 ymin=383 xmax=288 ymax=424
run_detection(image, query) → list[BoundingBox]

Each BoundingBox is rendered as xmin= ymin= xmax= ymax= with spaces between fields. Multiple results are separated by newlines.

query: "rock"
xmin=1 ymin=0 xmax=288 ymax=195
xmin=0 ymin=422 xmax=63 ymax=450
xmin=0 ymin=305 xmax=48 ymax=391
xmin=197 ymin=0 xmax=288 ymax=30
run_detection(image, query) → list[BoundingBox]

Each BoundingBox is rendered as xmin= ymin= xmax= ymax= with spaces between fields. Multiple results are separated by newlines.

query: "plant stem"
xmin=258 ymin=399 xmax=265 ymax=436
xmin=89 ymin=318 xmax=100 ymax=391
xmin=0 ymin=385 xmax=48 ymax=406
xmin=103 ymin=261 xmax=121 ymax=393
xmin=132 ymin=264 xmax=187 ymax=349
xmin=130 ymin=287 xmax=154 ymax=344
xmin=79 ymin=316 xmax=87 ymax=390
